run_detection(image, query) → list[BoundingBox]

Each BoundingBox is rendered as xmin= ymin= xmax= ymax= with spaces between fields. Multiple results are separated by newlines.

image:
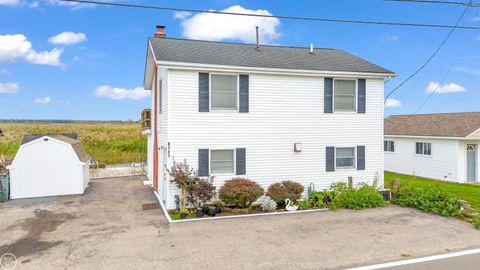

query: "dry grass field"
xmin=0 ymin=122 xmax=146 ymax=164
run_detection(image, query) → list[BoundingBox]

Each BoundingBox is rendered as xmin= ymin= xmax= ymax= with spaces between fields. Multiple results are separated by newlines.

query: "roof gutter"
xmin=385 ymin=134 xmax=466 ymax=140
xmin=156 ymin=60 xmax=396 ymax=79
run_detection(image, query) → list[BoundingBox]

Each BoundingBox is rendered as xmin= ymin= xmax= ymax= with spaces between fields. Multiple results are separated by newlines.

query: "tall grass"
xmin=0 ymin=122 xmax=147 ymax=164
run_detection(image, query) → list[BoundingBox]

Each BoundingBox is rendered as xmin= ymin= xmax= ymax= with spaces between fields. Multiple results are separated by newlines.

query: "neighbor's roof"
xmin=21 ymin=134 xmax=90 ymax=162
xmin=385 ymin=112 xmax=480 ymax=138
xmin=149 ymin=37 xmax=394 ymax=75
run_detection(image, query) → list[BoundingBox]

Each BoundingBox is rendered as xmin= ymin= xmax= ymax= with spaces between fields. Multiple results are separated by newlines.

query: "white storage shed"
xmin=8 ymin=134 xmax=90 ymax=199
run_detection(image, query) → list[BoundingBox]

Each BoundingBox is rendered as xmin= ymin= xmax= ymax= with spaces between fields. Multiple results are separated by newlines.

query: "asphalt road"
xmin=384 ymin=252 xmax=480 ymax=270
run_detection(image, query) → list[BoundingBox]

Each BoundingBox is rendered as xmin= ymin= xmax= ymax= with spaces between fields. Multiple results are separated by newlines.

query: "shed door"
xmin=467 ymin=144 xmax=477 ymax=182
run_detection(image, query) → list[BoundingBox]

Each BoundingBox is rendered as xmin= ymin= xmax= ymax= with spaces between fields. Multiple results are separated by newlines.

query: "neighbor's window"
xmin=211 ymin=74 xmax=238 ymax=110
xmin=336 ymin=147 xmax=355 ymax=169
xmin=210 ymin=150 xmax=235 ymax=174
xmin=334 ymin=79 xmax=356 ymax=112
xmin=416 ymin=142 xmax=432 ymax=156
xmin=384 ymin=140 xmax=395 ymax=152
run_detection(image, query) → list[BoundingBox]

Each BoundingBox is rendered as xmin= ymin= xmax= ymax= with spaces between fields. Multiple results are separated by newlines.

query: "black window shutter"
xmin=358 ymin=79 xmax=366 ymax=113
xmin=239 ymin=75 xmax=249 ymax=113
xmin=357 ymin=146 xmax=365 ymax=170
xmin=199 ymin=73 xmax=209 ymax=112
xmin=326 ymin=147 xmax=335 ymax=172
xmin=236 ymin=148 xmax=246 ymax=175
xmin=324 ymin=78 xmax=333 ymax=113
xmin=198 ymin=149 xmax=209 ymax=176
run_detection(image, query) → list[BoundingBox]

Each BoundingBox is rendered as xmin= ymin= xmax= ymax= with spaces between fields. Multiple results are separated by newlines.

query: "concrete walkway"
xmin=1 ymin=176 xmax=480 ymax=270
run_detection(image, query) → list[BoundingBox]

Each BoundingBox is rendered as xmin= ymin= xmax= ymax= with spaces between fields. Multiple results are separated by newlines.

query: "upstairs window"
xmin=416 ymin=142 xmax=432 ymax=156
xmin=336 ymin=147 xmax=355 ymax=169
xmin=384 ymin=141 xmax=395 ymax=152
xmin=334 ymin=79 xmax=356 ymax=112
xmin=211 ymin=74 xmax=238 ymax=110
xmin=210 ymin=149 xmax=235 ymax=174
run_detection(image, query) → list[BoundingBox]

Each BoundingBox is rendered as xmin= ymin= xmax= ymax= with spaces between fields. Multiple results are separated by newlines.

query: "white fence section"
xmin=90 ymin=162 xmax=146 ymax=179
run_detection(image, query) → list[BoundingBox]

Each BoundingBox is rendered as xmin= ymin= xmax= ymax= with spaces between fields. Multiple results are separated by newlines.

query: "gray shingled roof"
xmin=22 ymin=134 xmax=90 ymax=162
xmin=385 ymin=112 xmax=480 ymax=138
xmin=149 ymin=37 xmax=394 ymax=74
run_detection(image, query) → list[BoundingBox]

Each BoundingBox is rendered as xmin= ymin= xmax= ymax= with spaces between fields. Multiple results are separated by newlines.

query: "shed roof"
xmin=384 ymin=112 xmax=480 ymax=138
xmin=21 ymin=134 xmax=90 ymax=162
xmin=149 ymin=37 xmax=394 ymax=75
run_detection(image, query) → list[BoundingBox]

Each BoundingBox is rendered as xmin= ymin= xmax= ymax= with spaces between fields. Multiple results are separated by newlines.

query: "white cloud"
xmin=0 ymin=34 xmax=63 ymax=66
xmin=174 ymin=11 xmax=192 ymax=20
xmin=426 ymin=81 xmax=466 ymax=94
xmin=47 ymin=0 xmax=119 ymax=9
xmin=48 ymin=32 xmax=87 ymax=45
xmin=385 ymin=98 xmax=402 ymax=108
xmin=94 ymin=85 xmax=150 ymax=100
xmin=0 ymin=0 xmax=20 ymax=6
xmin=175 ymin=5 xmax=281 ymax=43
xmin=0 ymin=68 xmax=10 ymax=75
xmin=0 ymin=82 xmax=19 ymax=94
xmin=382 ymin=35 xmax=400 ymax=42
xmin=34 ymin=96 xmax=52 ymax=104
xmin=453 ymin=67 xmax=480 ymax=76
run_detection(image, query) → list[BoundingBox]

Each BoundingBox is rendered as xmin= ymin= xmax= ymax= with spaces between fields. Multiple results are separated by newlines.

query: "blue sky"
xmin=0 ymin=0 xmax=479 ymax=120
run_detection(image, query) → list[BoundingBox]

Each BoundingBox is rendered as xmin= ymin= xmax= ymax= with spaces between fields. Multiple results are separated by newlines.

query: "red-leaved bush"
xmin=219 ymin=178 xmax=264 ymax=208
xmin=266 ymin=181 xmax=304 ymax=205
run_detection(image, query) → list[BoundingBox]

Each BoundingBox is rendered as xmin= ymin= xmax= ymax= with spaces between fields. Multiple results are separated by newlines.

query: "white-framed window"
xmin=210 ymin=149 xmax=235 ymax=174
xmin=336 ymin=147 xmax=356 ymax=169
xmin=210 ymin=74 xmax=238 ymax=110
xmin=334 ymin=79 xmax=357 ymax=112
xmin=384 ymin=140 xmax=395 ymax=152
xmin=416 ymin=142 xmax=432 ymax=156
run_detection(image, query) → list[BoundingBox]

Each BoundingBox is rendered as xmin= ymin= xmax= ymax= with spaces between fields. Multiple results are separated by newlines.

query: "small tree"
xmin=167 ymin=159 xmax=195 ymax=212
xmin=187 ymin=176 xmax=216 ymax=209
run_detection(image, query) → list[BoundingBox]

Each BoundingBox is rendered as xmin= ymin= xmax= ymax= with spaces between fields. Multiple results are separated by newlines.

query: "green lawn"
xmin=385 ymin=172 xmax=480 ymax=212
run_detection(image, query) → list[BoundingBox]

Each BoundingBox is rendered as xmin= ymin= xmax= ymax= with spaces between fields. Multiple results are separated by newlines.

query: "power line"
xmin=384 ymin=5 xmax=469 ymax=103
xmin=410 ymin=7 xmax=479 ymax=114
xmin=57 ymin=0 xmax=480 ymax=30
xmin=384 ymin=0 xmax=478 ymax=7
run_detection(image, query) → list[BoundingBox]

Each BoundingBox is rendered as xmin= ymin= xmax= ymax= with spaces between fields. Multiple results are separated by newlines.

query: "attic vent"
xmin=44 ymin=138 xmax=48 ymax=142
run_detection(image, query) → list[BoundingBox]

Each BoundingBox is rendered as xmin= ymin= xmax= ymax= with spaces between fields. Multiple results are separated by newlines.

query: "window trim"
xmin=333 ymin=78 xmax=358 ymax=113
xmin=384 ymin=140 xmax=395 ymax=153
xmin=209 ymin=73 xmax=240 ymax=112
xmin=415 ymin=142 xmax=432 ymax=156
xmin=335 ymin=147 xmax=356 ymax=170
xmin=209 ymin=149 xmax=236 ymax=175
xmin=158 ymin=79 xmax=162 ymax=114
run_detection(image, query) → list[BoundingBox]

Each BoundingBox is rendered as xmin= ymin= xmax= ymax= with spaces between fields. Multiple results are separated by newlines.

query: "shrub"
xmin=167 ymin=160 xmax=196 ymax=212
xmin=473 ymin=215 xmax=480 ymax=230
xmin=299 ymin=182 xmax=383 ymax=210
xmin=330 ymin=182 xmax=385 ymax=210
xmin=392 ymin=184 xmax=462 ymax=217
xmin=261 ymin=197 xmax=277 ymax=212
xmin=186 ymin=176 xmax=216 ymax=209
xmin=298 ymin=191 xmax=333 ymax=210
xmin=219 ymin=178 xmax=264 ymax=208
xmin=266 ymin=181 xmax=304 ymax=206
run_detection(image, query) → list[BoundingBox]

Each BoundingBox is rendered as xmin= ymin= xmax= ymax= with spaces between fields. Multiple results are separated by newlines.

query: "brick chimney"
xmin=155 ymin=25 xmax=166 ymax=38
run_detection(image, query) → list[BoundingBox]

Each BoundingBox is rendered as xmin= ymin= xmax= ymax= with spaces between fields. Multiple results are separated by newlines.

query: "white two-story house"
xmin=142 ymin=26 xmax=395 ymax=209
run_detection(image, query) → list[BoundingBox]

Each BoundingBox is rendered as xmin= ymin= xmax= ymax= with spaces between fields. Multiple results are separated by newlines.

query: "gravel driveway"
xmin=1 ymin=176 xmax=480 ymax=270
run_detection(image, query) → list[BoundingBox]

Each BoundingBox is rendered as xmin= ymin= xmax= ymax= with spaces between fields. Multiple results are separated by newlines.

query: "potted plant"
xmin=195 ymin=208 xmax=204 ymax=218
xmin=180 ymin=209 xmax=189 ymax=219
xmin=206 ymin=206 xmax=217 ymax=217
xmin=213 ymin=200 xmax=223 ymax=214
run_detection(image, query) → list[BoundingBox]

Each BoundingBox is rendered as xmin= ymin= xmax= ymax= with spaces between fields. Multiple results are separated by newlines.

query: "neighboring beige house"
xmin=385 ymin=112 xmax=480 ymax=183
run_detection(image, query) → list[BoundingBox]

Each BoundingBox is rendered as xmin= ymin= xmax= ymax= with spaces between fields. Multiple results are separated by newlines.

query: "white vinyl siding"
xmin=336 ymin=147 xmax=355 ymax=169
xmin=211 ymin=74 xmax=238 ymax=110
xmin=210 ymin=149 xmax=235 ymax=174
xmin=416 ymin=142 xmax=432 ymax=156
xmin=164 ymin=70 xmax=385 ymax=209
xmin=385 ymin=136 xmax=461 ymax=182
xmin=334 ymin=79 xmax=356 ymax=112
xmin=384 ymin=140 xmax=395 ymax=152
